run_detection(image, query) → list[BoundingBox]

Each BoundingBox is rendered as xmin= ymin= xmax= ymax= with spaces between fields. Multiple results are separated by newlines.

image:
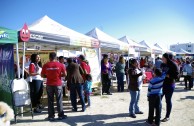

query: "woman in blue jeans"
xmin=161 ymin=53 xmax=179 ymax=122
xmin=115 ymin=56 xmax=125 ymax=92
xmin=128 ymin=59 xmax=143 ymax=118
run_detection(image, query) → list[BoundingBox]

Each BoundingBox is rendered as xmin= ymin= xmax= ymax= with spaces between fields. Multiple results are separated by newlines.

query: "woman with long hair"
xmin=115 ymin=56 xmax=125 ymax=92
xmin=29 ymin=54 xmax=43 ymax=113
xmin=161 ymin=53 xmax=179 ymax=122
xmin=101 ymin=54 xmax=113 ymax=95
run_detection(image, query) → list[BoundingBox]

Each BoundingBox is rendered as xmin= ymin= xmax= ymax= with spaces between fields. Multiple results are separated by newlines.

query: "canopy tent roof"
xmin=176 ymin=48 xmax=191 ymax=54
xmin=139 ymin=40 xmax=163 ymax=54
xmin=119 ymin=36 xmax=147 ymax=51
xmin=18 ymin=15 xmax=99 ymax=50
xmin=86 ymin=28 xmax=129 ymax=52
xmin=154 ymin=43 xmax=175 ymax=54
xmin=0 ymin=27 xmax=17 ymax=44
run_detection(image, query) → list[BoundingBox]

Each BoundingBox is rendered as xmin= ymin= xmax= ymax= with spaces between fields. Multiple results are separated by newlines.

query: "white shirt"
xmin=136 ymin=68 xmax=143 ymax=90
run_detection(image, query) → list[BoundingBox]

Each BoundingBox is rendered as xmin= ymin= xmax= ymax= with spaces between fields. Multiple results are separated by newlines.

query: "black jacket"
xmin=128 ymin=67 xmax=142 ymax=91
xmin=163 ymin=60 xmax=179 ymax=85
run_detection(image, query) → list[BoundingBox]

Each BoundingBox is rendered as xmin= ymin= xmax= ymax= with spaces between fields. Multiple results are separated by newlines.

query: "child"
xmin=147 ymin=68 xmax=165 ymax=126
xmin=83 ymin=74 xmax=92 ymax=107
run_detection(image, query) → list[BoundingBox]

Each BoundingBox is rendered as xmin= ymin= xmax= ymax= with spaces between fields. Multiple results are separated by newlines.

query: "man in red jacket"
xmin=41 ymin=52 xmax=67 ymax=121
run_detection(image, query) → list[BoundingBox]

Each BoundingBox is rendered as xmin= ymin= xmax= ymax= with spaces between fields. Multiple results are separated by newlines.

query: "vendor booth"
xmin=18 ymin=16 xmax=101 ymax=87
xmin=86 ymin=28 xmax=129 ymax=54
xmin=0 ymin=27 xmax=18 ymax=106
xmin=119 ymin=36 xmax=148 ymax=57
xmin=19 ymin=15 xmax=99 ymax=50
xmin=139 ymin=40 xmax=152 ymax=56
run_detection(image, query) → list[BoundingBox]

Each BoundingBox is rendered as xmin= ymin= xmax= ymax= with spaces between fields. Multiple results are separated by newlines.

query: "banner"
xmin=0 ymin=44 xmax=14 ymax=106
xmin=0 ymin=27 xmax=17 ymax=44
xmin=82 ymin=48 xmax=101 ymax=87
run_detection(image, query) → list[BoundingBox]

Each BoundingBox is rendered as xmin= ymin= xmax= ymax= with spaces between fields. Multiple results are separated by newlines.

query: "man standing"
xmin=41 ymin=52 xmax=67 ymax=121
xmin=155 ymin=57 xmax=162 ymax=69
xmin=59 ymin=56 xmax=67 ymax=97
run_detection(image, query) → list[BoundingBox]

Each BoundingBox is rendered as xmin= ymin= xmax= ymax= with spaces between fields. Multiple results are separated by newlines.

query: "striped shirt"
xmin=147 ymin=74 xmax=165 ymax=96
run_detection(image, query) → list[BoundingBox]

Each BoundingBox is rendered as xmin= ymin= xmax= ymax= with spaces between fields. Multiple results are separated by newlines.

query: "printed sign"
xmin=19 ymin=23 xmax=30 ymax=42
xmin=0 ymin=44 xmax=14 ymax=106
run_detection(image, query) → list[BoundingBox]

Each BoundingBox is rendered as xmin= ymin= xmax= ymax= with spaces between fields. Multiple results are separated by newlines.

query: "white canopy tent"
xmin=154 ymin=43 xmax=175 ymax=55
xmin=138 ymin=40 xmax=152 ymax=56
xmin=119 ymin=36 xmax=147 ymax=52
xmin=86 ymin=28 xmax=129 ymax=53
xmin=176 ymin=48 xmax=191 ymax=54
xmin=18 ymin=15 xmax=99 ymax=50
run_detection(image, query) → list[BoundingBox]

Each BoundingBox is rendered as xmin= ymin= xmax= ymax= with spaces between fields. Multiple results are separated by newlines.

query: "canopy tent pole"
xmin=98 ymin=47 xmax=102 ymax=96
xmin=21 ymin=42 xmax=26 ymax=117
xmin=16 ymin=43 xmax=20 ymax=79
xmin=22 ymin=42 xmax=25 ymax=78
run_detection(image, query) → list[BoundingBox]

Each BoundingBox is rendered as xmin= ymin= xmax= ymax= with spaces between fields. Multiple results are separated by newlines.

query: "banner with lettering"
xmin=82 ymin=47 xmax=101 ymax=87
xmin=0 ymin=44 xmax=14 ymax=106
xmin=0 ymin=27 xmax=17 ymax=44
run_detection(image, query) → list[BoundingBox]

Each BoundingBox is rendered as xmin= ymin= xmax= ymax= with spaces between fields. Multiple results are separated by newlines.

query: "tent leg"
xmin=98 ymin=48 xmax=102 ymax=96
xmin=16 ymin=43 xmax=20 ymax=79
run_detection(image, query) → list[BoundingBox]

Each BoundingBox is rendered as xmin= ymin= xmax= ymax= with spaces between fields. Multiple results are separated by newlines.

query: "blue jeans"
xmin=129 ymin=90 xmax=140 ymax=115
xmin=87 ymin=95 xmax=91 ymax=106
xmin=117 ymin=73 xmax=125 ymax=92
xmin=162 ymin=88 xmax=174 ymax=118
xmin=70 ymin=83 xmax=85 ymax=111
xmin=29 ymin=80 xmax=43 ymax=108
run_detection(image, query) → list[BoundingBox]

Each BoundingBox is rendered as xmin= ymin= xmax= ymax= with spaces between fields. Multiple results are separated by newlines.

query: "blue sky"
xmin=1 ymin=0 xmax=194 ymax=48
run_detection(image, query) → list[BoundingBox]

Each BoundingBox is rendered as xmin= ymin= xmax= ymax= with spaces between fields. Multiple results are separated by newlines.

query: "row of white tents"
xmin=18 ymin=15 xmax=174 ymax=57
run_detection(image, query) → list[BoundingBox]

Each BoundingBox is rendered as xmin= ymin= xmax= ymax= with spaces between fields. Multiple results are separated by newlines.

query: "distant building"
xmin=170 ymin=42 xmax=194 ymax=53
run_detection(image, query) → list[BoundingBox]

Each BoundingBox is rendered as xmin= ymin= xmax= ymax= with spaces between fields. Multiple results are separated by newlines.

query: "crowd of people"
xmin=14 ymin=52 xmax=92 ymax=121
xmin=101 ymin=52 xmax=194 ymax=126
xmin=13 ymin=52 xmax=194 ymax=126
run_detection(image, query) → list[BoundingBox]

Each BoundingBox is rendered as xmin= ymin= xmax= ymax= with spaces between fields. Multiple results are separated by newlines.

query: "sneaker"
xmin=81 ymin=108 xmax=86 ymax=112
xmin=129 ymin=114 xmax=136 ymax=118
xmin=58 ymin=115 xmax=67 ymax=120
xmin=145 ymin=120 xmax=152 ymax=125
xmin=34 ymin=108 xmax=42 ymax=113
xmin=38 ymin=104 xmax=44 ymax=109
xmin=72 ymin=108 xmax=77 ymax=112
xmin=48 ymin=117 xmax=55 ymax=121
xmin=135 ymin=111 xmax=144 ymax=114
xmin=107 ymin=92 xmax=112 ymax=95
xmin=161 ymin=117 xmax=170 ymax=122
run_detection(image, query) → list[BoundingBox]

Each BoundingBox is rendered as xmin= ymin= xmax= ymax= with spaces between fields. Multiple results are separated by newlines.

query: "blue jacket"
xmin=83 ymin=80 xmax=92 ymax=94
xmin=183 ymin=63 xmax=192 ymax=76
xmin=147 ymin=73 xmax=165 ymax=96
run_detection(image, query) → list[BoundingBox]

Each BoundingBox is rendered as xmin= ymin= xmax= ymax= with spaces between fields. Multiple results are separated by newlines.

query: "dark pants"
xmin=148 ymin=95 xmax=162 ymax=126
xmin=184 ymin=75 xmax=193 ymax=89
xmin=117 ymin=73 xmax=125 ymax=92
xmin=162 ymin=88 xmax=174 ymax=118
xmin=29 ymin=80 xmax=43 ymax=108
xmin=70 ymin=83 xmax=85 ymax=111
xmin=102 ymin=74 xmax=111 ymax=94
xmin=46 ymin=85 xmax=64 ymax=118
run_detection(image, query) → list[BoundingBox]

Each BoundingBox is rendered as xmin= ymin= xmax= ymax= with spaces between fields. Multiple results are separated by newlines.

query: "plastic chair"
xmin=11 ymin=78 xmax=33 ymax=123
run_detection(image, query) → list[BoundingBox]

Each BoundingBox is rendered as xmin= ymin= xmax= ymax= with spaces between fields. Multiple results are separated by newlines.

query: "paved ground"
xmin=12 ymin=80 xmax=194 ymax=126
